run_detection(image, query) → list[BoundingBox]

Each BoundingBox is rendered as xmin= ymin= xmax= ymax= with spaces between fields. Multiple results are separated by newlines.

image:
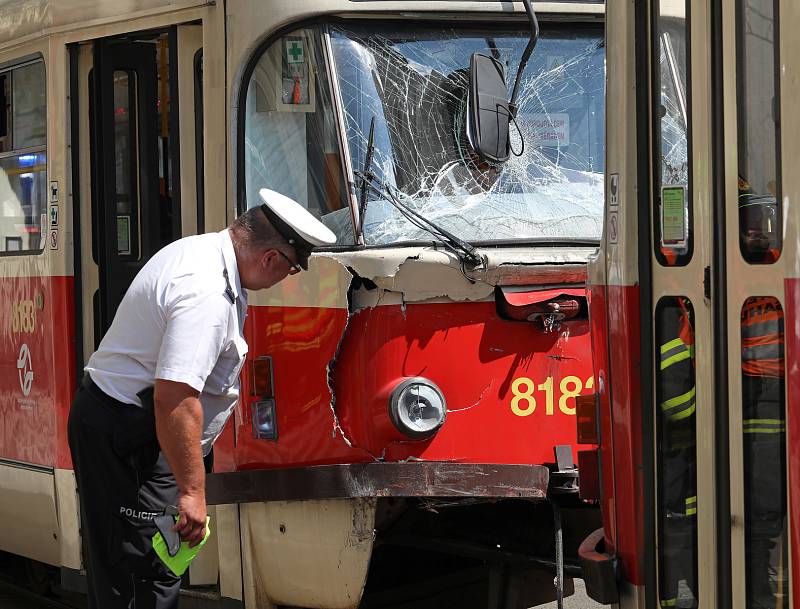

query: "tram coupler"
xmin=546 ymin=445 xmax=580 ymax=609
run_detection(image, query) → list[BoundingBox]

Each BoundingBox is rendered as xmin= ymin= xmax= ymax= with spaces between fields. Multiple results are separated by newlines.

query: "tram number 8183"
xmin=12 ymin=300 xmax=37 ymax=334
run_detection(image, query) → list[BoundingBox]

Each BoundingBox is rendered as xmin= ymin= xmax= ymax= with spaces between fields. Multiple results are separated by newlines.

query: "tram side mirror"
xmin=466 ymin=53 xmax=512 ymax=164
xmin=465 ymin=0 xmax=540 ymax=166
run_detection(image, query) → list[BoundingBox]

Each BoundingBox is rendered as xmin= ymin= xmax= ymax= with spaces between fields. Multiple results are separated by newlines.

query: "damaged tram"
xmin=0 ymin=1 xmax=605 ymax=607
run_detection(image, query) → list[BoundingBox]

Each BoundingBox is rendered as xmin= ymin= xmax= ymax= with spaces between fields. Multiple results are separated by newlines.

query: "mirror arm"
xmin=508 ymin=0 xmax=540 ymax=114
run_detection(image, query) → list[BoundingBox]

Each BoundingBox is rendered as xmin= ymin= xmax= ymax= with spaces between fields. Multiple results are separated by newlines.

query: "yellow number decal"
xmin=11 ymin=300 xmax=35 ymax=334
xmin=511 ymin=377 xmax=536 ymax=416
xmin=26 ymin=301 xmax=35 ymax=333
xmin=558 ymin=376 xmax=583 ymax=415
xmin=510 ymin=375 xmax=596 ymax=417
xmin=538 ymin=377 xmax=554 ymax=415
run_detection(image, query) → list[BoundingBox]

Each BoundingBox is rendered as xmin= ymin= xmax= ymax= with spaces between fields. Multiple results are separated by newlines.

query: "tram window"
xmin=242 ymin=27 xmax=355 ymax=245
xmin=0 ymin=59 xmax=46 ymax=256
xmin=654 ymin=297 xmax=698 ymax=609
xmin=0 ymin=73 xmax=9 ymax=151
xmin=736 ymin=0 xmax=781 ymax=264
xmin=12 ymin=62 xmax=46 ymax=149
xmin=113 ymin=70 xmax=140 ymax=259
xmin=740 ymin=297 xmax=787 ymax=608
xmin=653 ymin=2 xmax=692 ymax=266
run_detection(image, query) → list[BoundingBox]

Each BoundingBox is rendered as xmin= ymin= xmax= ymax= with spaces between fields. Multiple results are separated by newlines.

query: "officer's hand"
xmin=175 ymin=492 xmax=207 ymax=547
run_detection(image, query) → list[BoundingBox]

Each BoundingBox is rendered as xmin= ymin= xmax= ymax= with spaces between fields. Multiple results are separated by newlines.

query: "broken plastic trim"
xmin=495 ymin=286 xmax=587 ymax=327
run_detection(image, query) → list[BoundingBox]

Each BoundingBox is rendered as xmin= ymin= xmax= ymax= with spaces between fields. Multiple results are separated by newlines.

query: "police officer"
xmin=656 ymin=297 xmax=698 ymax=609
xmin=68 ymin=189 xmax=336 ymax=609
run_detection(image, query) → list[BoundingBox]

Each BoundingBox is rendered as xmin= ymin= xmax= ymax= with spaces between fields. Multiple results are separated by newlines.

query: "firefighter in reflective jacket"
xmin=657 ymin=297 xmax=698 ymax=609
xmin=741 ymin=298 xmax=786 ymax=608
xmin=738 ymin=175 xmax=786 ymax=608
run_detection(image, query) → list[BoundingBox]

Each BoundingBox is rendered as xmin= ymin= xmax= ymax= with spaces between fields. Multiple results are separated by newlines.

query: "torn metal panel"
xmin=333 ymin=246 xmax=591 ymax=304
xmin=328 ymin=22 xmax=605 ymax=246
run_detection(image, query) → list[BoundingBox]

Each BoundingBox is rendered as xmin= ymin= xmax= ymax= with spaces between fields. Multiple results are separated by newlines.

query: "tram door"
xmin=644 ymin=1 xmax=791 ymax=608
xmin=89 ymin=30 xmax=184 ymax=346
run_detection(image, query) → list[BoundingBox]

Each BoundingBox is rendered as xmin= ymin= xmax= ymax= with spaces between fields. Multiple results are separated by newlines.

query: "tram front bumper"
xmin=205 ymin=461 xmax=550 ymax=504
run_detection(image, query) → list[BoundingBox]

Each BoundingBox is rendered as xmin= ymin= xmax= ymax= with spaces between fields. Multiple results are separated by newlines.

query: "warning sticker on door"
xmin=661 ymin=186 xmax=687 ymax=246
xmin=609 ymin=173 xmax=619 ymax=209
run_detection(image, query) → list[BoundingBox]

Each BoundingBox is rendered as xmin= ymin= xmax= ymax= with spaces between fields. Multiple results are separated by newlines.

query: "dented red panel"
xmin=784 ymin=278 xmax=800 ymax=604
xmin=223 ymin=299 xmax=595 ymax=471
xmin=0 ymin=276 xmax=76 ymax=469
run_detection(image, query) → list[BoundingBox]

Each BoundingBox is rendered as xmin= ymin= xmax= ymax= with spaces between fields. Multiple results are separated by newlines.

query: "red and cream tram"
xmin=0 ymin=1 xmax=605 ymax=607
xmin=580 ymin=0 xmax=797 ymax=608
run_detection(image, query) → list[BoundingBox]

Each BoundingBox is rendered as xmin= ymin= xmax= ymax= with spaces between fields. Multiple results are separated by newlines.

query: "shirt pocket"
xmin=218 ymin=335 xmax=248 ymax=389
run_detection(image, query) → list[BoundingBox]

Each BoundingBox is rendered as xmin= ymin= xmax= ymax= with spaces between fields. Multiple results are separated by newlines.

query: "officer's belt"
xmin=80 ymin=374 xmax=157 ymax=455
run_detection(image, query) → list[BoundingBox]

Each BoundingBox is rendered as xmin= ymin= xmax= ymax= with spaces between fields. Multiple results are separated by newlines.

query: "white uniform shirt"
xmin=86 ymin=229 xmax=248 ymax=454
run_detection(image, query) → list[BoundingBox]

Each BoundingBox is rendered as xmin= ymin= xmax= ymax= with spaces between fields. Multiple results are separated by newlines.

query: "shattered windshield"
xmin=328 ymin=23 xmax=605 ymax=245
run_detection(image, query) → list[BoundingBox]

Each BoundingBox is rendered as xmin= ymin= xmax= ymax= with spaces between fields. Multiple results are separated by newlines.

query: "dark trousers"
xmin=68 ymin=378 xmax=181 ymax=609
xmin=743 ymin=377 xmax=787 ymax=608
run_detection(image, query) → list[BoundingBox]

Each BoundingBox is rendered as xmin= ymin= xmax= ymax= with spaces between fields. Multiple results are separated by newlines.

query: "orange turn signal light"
xmin=576 ymin=392 xmax=599 ymax=445
xmin=251 ymin=356 xmax=274 ymax=398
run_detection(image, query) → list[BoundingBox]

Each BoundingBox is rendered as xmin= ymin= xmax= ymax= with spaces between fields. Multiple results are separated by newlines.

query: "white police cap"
xmin=258 ymin=189 xmax=337 ymax=267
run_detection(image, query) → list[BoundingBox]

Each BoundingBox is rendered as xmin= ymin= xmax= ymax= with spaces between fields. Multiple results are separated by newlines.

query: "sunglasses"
xmin=276 ymin=249 xmax=302 ymax=275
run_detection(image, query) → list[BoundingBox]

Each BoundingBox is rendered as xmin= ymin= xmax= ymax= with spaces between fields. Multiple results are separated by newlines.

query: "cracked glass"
xmin=654 ymin=4 xmax=692 ymax=266
xmin=328 ymin=23 xmax=605 ymax=245
xmin=736 ymin=0 xmax=782 ymax=264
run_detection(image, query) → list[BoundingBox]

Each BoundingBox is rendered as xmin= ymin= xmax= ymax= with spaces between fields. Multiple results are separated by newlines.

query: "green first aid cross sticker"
xmin=286 ymin=40 xmax=305 ymax=64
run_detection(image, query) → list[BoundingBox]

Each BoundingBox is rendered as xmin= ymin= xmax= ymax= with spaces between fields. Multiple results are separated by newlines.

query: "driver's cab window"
xmin=243 ymin=27 xmax=354 ymax=244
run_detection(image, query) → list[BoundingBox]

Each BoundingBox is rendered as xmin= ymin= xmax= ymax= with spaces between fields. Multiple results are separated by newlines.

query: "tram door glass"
xmin=736 ymin=0 xmax=781 ymax=263
xmin=740 ymin=297 xmax=787 ymax=608
xmin=113 ymin=70 xmax=139 ymax=259
xmin=655 ymin=297 xmax=699 ymax=609
xmin=0 ymin=60 xmax=47 ymax=254
xmin=654 ymin=1 xmax=692 ymax=267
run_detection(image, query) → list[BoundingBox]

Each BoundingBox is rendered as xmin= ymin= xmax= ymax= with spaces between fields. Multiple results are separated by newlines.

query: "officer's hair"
xmin=229 ymin=206 xmax=287 ymax=253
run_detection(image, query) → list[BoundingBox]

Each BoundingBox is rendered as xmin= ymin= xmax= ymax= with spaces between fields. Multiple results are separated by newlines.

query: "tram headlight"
xmin=388 ymin=378 xmax=446 ymax=439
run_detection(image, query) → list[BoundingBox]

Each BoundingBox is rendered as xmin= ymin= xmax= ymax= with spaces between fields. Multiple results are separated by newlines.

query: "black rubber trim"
xmin=0 ymin=457 xmax=53 ymax=475
xmin=168 ymin=26 xmax=182 ymax=241
xmin=711 ymin=0 xmax=731 ymax=605
xmin=194 ymin=48 xmax=204 ymax=234
xmin=635 ymin=1 xmax=656 ymax=607
xmin=69 ymin=43 xmax=83 ymax=389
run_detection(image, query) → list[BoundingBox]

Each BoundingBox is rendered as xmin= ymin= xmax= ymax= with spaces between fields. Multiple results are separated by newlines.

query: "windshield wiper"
xmin=357 ymin=116 xmax=376 ymax=236
xmin=353 ymin=170 xmax=485 ymax=269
